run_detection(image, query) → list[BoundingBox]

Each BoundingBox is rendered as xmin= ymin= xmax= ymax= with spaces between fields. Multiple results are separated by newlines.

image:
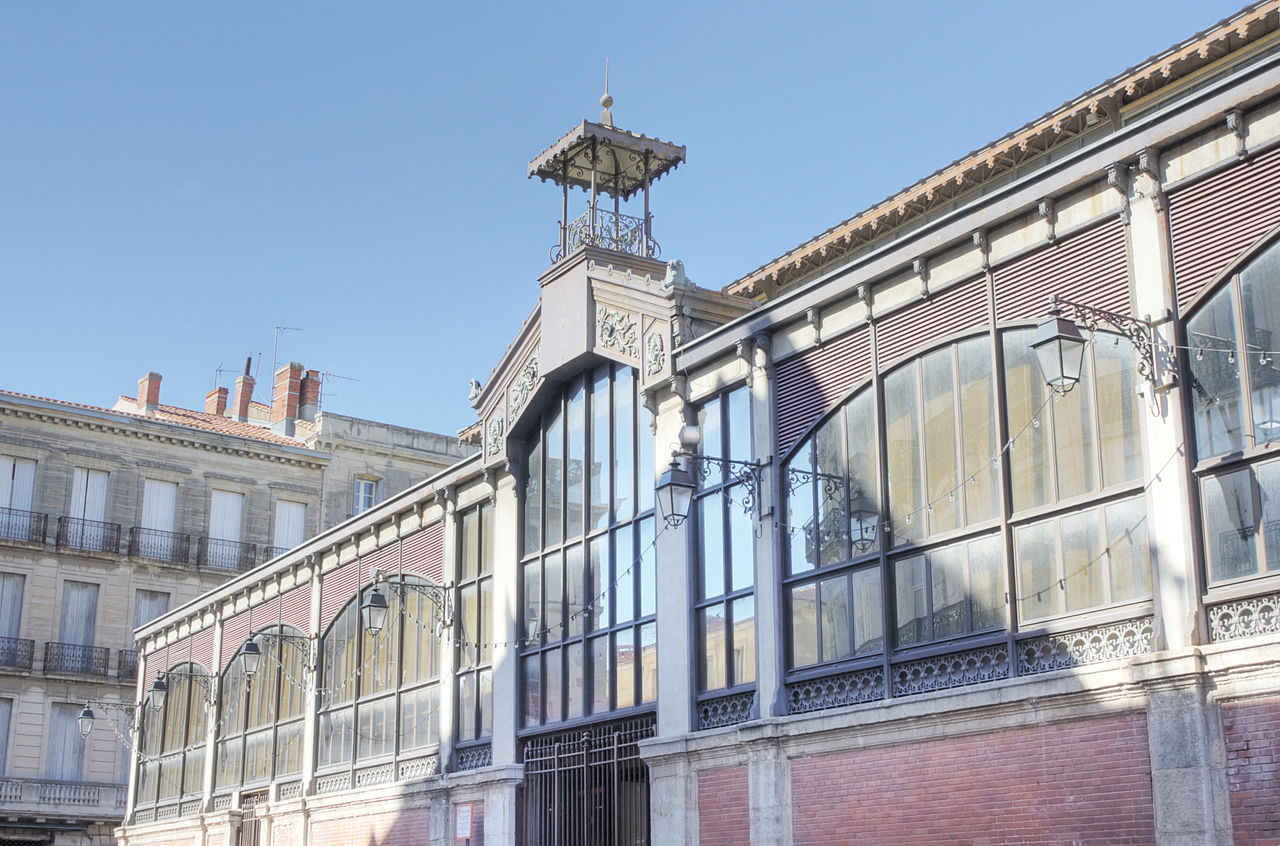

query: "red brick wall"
xmin=1223 ymin=696 xmax=1280 ymax=845
xmin=698 ymin=765 xmax=750 ymax=846
xmin=791 ymin=712 xmax=1155 ymax=845
xmin=310 ymin=808 xmax=433 ymax=845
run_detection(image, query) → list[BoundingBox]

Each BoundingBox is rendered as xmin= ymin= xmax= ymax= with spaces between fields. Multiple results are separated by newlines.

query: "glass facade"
xmin=456 ymin=502 xmax=494 ymax=744
xmin=135 ymin=663 xmax=208 ymax=806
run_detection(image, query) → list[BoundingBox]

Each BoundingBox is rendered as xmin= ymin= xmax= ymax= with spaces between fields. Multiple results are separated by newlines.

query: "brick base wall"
xmin=310 ymin=808 xmax=433 ymax=846
xmin=790 ymin=712 xmax=1155 ymax=845
xmin=1223 ymin=696 xmax=1280 ymax=845
xmin=698 ymin=766 xmax=750 ymax=846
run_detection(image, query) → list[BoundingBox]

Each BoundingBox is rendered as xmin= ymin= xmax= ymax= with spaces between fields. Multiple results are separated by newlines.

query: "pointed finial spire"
xmin=600 ymin=58 xmax=614 ymax=127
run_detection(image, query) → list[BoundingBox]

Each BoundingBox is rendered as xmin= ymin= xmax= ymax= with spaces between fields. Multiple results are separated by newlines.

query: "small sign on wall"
xmin=456 ymin=803 xmax=474 ymax=840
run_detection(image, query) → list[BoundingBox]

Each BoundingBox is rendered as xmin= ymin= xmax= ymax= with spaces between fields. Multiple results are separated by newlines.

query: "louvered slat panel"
xmin=401 ymin=522 xmax=446 ymax=584
xmin=319 ymin=560 xmax=358 ymax=624
xmin=1170 ymin=145 xmax=1280 ymax=309
xmin=220 ymin=610 xmax=252 ymax=668
xmin=876 ymin=276 xmax=989 ymax=367
xmin=994 ymin=218 xmax=1131 ymax=322
xmin=775 ymin=327 xmax=871 ymax=458
xmin=279 ymin=585 xmax=311 ymax=630
xmin=188 ymin=627 xmax=215 ymax=673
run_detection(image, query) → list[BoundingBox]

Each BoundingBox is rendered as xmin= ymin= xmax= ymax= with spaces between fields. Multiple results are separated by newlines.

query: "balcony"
xmin=551 ymin=207 xmax=660 ymax=263
xmin=128 ymin=527 xmax=191 ymax=565
xmin=56 ymin=516 xmax=121 ymax=555
xmin=263 ymin=545 xmax=292 ymax=561
xmin=198 ymin=537 xmax=258 ymax=572
xmin=118 ymin=648 xmax=139 ymax=682
xmin=0 ymin=777 xmax=126 ymax=820
xmin=0 ymin=636 xmax=34 ymax=671
xmin=44 ymin=641 xmax=110 ymax=678
xmin=0 ymin=506 xmax=47 ymax=544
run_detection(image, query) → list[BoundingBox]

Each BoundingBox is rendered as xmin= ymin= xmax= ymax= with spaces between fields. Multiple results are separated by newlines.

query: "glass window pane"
xmin=524 ymin=435 xmax=543 ymax=556
xmin=638 ymin=403 xmax=655 ymax=514
xmin=478 ymin=668 xmax=493 ymax=737
xmin=1258 ymin=460 xmax=1280 ymax=572
xmin=639 ymin=622 xmax=657 ymax=703
xmin=523 ymin=561 xmax=542 ymax=643
xmin=851 ymin=566 xmax=884 ymax=655
xmin=790 ymin=583 xmax=819 ymax=667
xmin=458 ymin=674 xmax=476 ymax=741
xmin=895 ymin=556 xmax=928 ymax=647
xmin=1203 ymin=468 xmax=1259 ymax=582
xmin=845 ymin=389 xmax=880 ymax=556
xmin=544 ymin=647 xmax=562 ymax=723
xmin=567 ymin=378 xmax=586 ymax=539
xmin=819 ymin=574 xmax=852 ymax=662
xmin=1017 ymin=520 xmax=1059 ymax=620
xmin=967 ymin=535 xmax=1005 ymax=631
xmin=1062 ymin=510 xmax=1104 ymax=612
xmin=1187 ymin=286 xmax=1244 ymax=459
xmin=545 ymin=405 xmax=564 ymax=547
xmin=728 ymin=388 xmax=751 ymax=464
xmin=815 ymin=418 xmax=849 ymax=565
xmin=317 ymin=708 xmax=353 ymax=767
xmin=588 ymin=536 xmax=609 ymax=630
xmin=731 ymin=595 xmax=756 ymax=686
xmin=590 ymin=635 xmax=610 ymax=714
xmin=1095 ymin=339 xmax=1143 ymax=488
xmin=729 ymin=486 xmax=755 ymax=592
xmin=615 ymin=629 xmax=635 ymax=709
xmin=523 ymin=654 xmax=541 ymax=727
xmin=614 ymin=530 xmax=634 ymax=625
xmin=459 ymin=584 xmax=478 ymax=668
xmin=922 ymin=348 xmax=960 ymax=534
xmin=358 ymin=696 xmax=395 ymax=760
xmin=615 ymin=367 xmax=635 ymax=521
xmin=479 ymin=578 xmax=493 ymax=664
xmin=1243 ymin=242 xmax=1280 ymax=446
xmin=957 ymin=337 xmax=998 ymax=523
xmin=590 ymin=366 xmax=612 ymax=531
xmin=1105 ymin=497 xmax=1151 ymax=602
xmin=787 ymin=442 xmax=817 ymax=574
xmin=1004 ymin=329 xmax=1053 ymax=511
xmin=566 ymin=543 xmax=584 ymax=638
xmin=545 ymin=553 xmax=563 ymax=640
xmin=638 ymin=519 xmax=656 ymax=617
xmin=885 ymin=364 xmax=923 ymax=546
xmin=700 ymin=604 xmax=727 ymax=691
xmin=1053 ymin=355 xmax=1098 ymax=500
xmin=462 ymin=508 xmax=480 ymax=581
xmin=699 ymin=397 xmax=724 ymax=485
xmin=699 ymin=492 xmax=725 ymax=600
xmin=566 ymin=642 xmax=584 ymax=719
xmin=399 ymin=684 xmax=439 ymax=750
xmin=931 ymin=544 xmax=966 ymax=639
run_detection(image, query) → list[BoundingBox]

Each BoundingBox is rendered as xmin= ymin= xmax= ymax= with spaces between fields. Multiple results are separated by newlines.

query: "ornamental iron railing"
xmin=198 ymin=537 xmax=258 ymax=572
xmin=128 ymin=527 xmax=191 ymax=564
xmin=1207 ymin=592 xmax=1280 ymax=641
xmin=551 ymin=208 xmax=660 ymax=264
xmin=0 ymin=506 xmax=47 ymax=544
xmin=696 ymin=690 xmax=757 ymax=730
xmin=44 ymin=641 xmax=110 ymax=677
xmin=453 ymin=742 xmax=492 ymax=772
xmin=118 ymin=649 xmax=140 ymax=681
xmin=56 ymin=516 xmax=121 ymax=554
xmin=0 ymin=636 xmax=35 ymax=670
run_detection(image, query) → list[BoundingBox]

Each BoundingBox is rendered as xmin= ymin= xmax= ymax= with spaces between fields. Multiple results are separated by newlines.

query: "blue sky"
xmin=0 ymin=1 xmax=1248 ymax=435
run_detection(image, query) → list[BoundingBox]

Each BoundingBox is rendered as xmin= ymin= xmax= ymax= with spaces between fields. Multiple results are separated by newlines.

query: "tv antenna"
xmin=273 ymin=325 xmax=304 ymax=376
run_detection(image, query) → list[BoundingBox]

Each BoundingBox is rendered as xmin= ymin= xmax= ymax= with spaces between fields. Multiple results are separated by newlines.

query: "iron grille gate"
xmin=521 ymin=716 xmax=655 ymax=846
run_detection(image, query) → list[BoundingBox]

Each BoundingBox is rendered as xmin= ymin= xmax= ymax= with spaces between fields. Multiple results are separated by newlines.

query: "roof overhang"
xmin=528 ymin=120 xmax=686 ymax=200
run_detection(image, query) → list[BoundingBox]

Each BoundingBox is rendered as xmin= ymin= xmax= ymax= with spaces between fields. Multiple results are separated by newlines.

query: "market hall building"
xmin=115 ymin=4 xmax=1280 ymax=844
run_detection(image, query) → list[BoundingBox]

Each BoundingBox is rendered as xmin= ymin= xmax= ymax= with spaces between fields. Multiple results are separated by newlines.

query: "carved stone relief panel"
xmin=596 ymin=306 xmax=639 ymax=359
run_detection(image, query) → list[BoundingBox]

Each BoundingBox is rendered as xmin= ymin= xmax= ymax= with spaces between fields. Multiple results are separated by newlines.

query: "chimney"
xmin=205 ymin=387 xmax=228 ymax=416
xmin=298 ymin=369 xmax=322 ymax=422
xmin=232 ymin=356 xmax=254 ymax=422
xmin=137 ymin=372 xmax=162 ymax=415
xmin=272 ymin=362 xmax=304 ymax=434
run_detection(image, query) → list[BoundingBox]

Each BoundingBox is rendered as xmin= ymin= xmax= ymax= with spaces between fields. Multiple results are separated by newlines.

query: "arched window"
xmin=135 ymin=662 xmax=209 ymax=807
xmin=215 ymin=625 xmax=307 ymax=790
xmin=317 ymin=576 xmax=441 ymax=770
xmin=520 ymin=363 xmax=657 ymax=728
xmin=782 ymin=327 xmax=1150 ymax=674
xmin=1187 ymin=236 xmax=1280 ymax=583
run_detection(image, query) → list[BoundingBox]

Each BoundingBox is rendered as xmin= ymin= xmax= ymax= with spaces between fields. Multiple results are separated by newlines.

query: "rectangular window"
xmin=59 ymin=580 xmax=99 ymax=646
xmin=0 ymin=697 xmax=10 ymax=775
xmin=0 ymin=573 xmax=23 ymax=639
xmin=0 ymin=457 xmax=36 ymax=542
xmin=140 ymin=479 xmax=180 ymax=561
xmin=133 ymin=589 xmax=170 ymax=631
xmin=353 ymin=479 xmax=379 ymax=515
xmin=208 ymin=490 xmax=245 ymax=569
xmin=273 ymin=500 xmax=307 ymax=551
xmin=456 ymin=502 xmax=493 ymax=742
xmin=69 ymin=467 xmax=110 ymax=549
xmin=47 ymin=703 xmax=86 ymax=780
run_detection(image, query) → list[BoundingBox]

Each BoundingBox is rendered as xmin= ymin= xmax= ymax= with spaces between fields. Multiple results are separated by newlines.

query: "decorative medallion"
xmin=645 ymin=330 xmax=665 ymax=376
xmin=486 ymin=415 xmax=505 ymax=457
xmin=510 ymin=355 xmax=539 ymax=416
xmin=597 ymin=306 xmax=639 ymax=359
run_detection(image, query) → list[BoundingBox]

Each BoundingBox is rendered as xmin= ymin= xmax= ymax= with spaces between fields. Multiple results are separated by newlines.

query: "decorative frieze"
xmin=597 ymin=306 xmax=639 ymax=359
xmin=1208 ymin=593 xmax=1280 ymax=642
xmin=892 ymin=644 xmax=1010 ymax=697
xmin=1016 ymin=617 xmax=1153 ymax=675
xmin=697 ymin=690 xmax=757 ymax=730
xmin=786 ymin=666 xmax=885 ymax=715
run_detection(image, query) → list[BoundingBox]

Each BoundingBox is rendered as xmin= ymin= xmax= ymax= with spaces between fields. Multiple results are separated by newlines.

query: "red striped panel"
xmin=994 ymin=218 xmax=1131 ymax=322
xmin=362 ymin=544 xmax=399 ymax=576
xmin=401 ymin=523 xmax=446 ymax=584
xmin=188 ymin=627 xmax=215 ymax=673
xmin=775 ymin=327 xmax=871 ymax=458
xmin=876 ymin=276 xmax=989 ymax=367
xmin=280 ymin=584 xmax=312 ymax=630
xmin=1170 ymin=145 xmax=1280 ymax=309
xmin=320 ymin=559 xmax=358 ymax=624
xmin=220 ymin=609 xmax=252 ymax=668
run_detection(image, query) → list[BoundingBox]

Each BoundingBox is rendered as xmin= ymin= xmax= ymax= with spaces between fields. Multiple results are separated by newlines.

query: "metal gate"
xmin=236 ymin=790 xmax=267 ymax=846
xmin=521 ymin=716 xmax=655 ymax=846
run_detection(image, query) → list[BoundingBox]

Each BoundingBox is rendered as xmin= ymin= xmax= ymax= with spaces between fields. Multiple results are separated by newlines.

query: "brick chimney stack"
xmin=272 ymin=362 xmax=304 ymax=426
xmin=298 ymin=369 xmax=322 ymax=422
xmin=205 ymin=387 xmax=228 ymax=416
xmin=137 ymin=372 xmax=162 ymax=416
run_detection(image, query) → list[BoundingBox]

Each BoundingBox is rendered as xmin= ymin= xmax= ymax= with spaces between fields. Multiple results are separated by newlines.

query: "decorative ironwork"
xmin=278 ymin=781 xmax=303 ymax=800
xmin=134 ymin=808 xmax=157 ymax=823
xmin=1208 ymin=593 xmax=1280 ymax=641
xmin=786 ymin=666 xmax=886 ymax=715
xmin=128 ymin=527 xmax=191 ymax=564
xmin=0 ymin=636 xmax=34 ymax=670
xmin=522 ymin=716 xmax=655 ymax=846
xmin=313 ymin=772 xmax=351 ymax=794
xmin=1016 ymin=617 xmax=1153 ymax=675
xmin=44 ymin=641 xmax=110 ymax=677
xmin=398 ymin=754 xmax=440 ymax=781
xmin=1051 ymin=295 xmax=1159 ymax=385
xmin=180 ymin=799 xmax=203 ymax=817
xmin=693 ymin=455 xmax=765 ymax=518
xmin=454 ymin=742 xmax=492 ymax=771
xmin=487 ymin=415 xmax=505 ymax=457
xmin=551 ymin=207 xmax=660 ymax=263
xmin=354 ymin=763 xmax=395 ymax=787
xmin=0 ymin=506 xmax=47 ymax=544
xmin=596 ymin=306 xmax=639 ymax=359
xmin=510 ymin=355 xmax=540 ymax=417
xmin=212 ymin=793 xmax=233 ymax=811
xmin=199 ymin=537 xmax=258 ymax=571
xmin=263 ymin=545 xmax=292 ymax=561
xmin=118 ymin=648 xmax=139 ymax=681
xmin=56 ymin=516 xmax=120 ymax=554
xmin=697 ymin=690 xmax=756 ymax=730
xmin=645 ymin=330 xmax=665 ymax=376
xmin=892 ymin=644 xmax=1010 ymax=697
xmin=154 ymin=803 xmax=180 ymax=821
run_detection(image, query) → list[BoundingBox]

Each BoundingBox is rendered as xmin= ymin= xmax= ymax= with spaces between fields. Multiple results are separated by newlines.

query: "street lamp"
xmin=77 ymin=705 xmax=95 ymax=738
xmin=147 ymin=674 xmax=168 ymax=711
xmin=656 ymin=457 xmax=695 ymax=528
xmin=1031 ymin=302 xmax=1088 ymax=394
xmin=239 ymin=638 xmax=263 ymax=677
xmin=361 ymin=587 xmax=389 ymax=635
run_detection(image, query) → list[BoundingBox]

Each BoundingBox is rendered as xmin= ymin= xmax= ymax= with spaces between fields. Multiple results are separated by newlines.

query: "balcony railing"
xmin=0 ymin=506 xmax=47 ymax=544
xmin=56 ymin=516 xmax=121 ymax=554
xmin=263 ymin=545 xmax=292 ymax=561
xmin=198 ymin=537 xmax=258 ymax=572
xmin=44 ymin=641 xmax=110 ymax=677
xmin=118 ymin=648 xmax=139 ymax=681
xmin=551 ymin=207 xmax=660 ymax=263
xmin=0 ymin=636 xmax=34 ymax=670
xmin=0 ymin=777 xmax=126 ymax=819
xmin=128 ymin=527 xmax=191 ymax=564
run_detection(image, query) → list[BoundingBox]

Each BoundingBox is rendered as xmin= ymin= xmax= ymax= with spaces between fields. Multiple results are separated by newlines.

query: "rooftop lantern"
xmin=528 ymin=63 xmax=686 ymax=265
